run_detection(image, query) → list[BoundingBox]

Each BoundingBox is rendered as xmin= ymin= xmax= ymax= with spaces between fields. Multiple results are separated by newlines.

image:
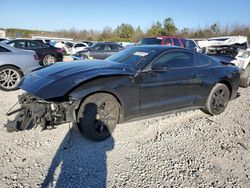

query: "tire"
xmin=77 ymin=93 xmax=120 ymax=141
xmin=0 ymin=66 xmax=22 ymax=91
xmin=42 ymin=54 xmax=56 ymax=66
xmin=240 ymin=65 xmax=250 ymax=88
xmin=202 ymin=83 xmax=230 ymax=115
xmin=81 ymin=54 xmax=89 ymax=60
xmin=76 ymin=52 xmax=88 ymax=60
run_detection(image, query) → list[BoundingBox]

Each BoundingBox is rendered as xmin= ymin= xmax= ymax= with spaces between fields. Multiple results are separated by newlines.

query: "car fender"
xmin=68 ymin=75 xmax=138 ymax=122
xmin=69 ymin=75 xmax=131 ymax=104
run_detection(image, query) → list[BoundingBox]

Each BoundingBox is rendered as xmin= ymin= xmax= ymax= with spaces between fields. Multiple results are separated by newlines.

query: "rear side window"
xmin=0 ymin=46 xmax=10 ymax=52
xmin=196 ymin=53 xmax=211 ymax=66
xmin=27 ymin=41 xmax=41 ymax=48
xmin=107 ymin=44 xmax=121 ymax=51
xmin=154 ymin=51 xmax=195 ymax=69
xmin=75 ymin=43 xmax=87 ymax=48
xmin=173 ymin=38 xmax=181 ymax=46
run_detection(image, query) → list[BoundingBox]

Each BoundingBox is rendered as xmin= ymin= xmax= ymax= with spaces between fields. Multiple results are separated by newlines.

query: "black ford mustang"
xmin=6 ymin=46 xmax=240 ymax=141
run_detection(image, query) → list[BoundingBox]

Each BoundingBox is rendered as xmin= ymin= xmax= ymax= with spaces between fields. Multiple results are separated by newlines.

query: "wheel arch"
xmin=218 ymin=79 xmax=232 ymax=98
xmin=0 ymin=64 xmax=24 ymax=76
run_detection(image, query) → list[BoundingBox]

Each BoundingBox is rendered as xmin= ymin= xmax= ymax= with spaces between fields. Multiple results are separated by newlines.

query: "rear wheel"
xmin=42 ymin=54 xmax=56 ymax=66
xmin=202 ymin=83 xmax=230 ymax=115
xmin=0 ymin=66 xmax=22 ymax=91
xmin=240 ymin=65 xmax=250 ymax=88
xmin=77 ymin=93 xmax=120 ymax=141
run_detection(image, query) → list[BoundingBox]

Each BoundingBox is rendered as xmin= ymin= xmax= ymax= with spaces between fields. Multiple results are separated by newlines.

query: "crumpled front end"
xmin=5 ymin=93 xmax=80 ymax=132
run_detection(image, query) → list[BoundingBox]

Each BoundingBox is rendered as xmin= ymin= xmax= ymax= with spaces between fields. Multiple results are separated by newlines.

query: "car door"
xmin=139 ymin=50 xmax=200 ymax=116
xmin=89 ymin=44 xmax=106 ymax=59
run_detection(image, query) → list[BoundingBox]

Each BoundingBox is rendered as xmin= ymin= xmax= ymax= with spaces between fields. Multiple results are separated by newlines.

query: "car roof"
xmin=143 ymin=36 xmax=183 ymax=39
xmin=95 ymin=42 xmax=120 ymax=45
xmin=133 ymin=45 xmax=182 ymax=50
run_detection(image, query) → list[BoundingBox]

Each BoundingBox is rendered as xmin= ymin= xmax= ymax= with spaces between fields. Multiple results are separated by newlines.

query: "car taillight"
xmin=56 ymin=48 xmax=62 ymax=53
xmin=34 ymin=54 xmax=39 ymax=60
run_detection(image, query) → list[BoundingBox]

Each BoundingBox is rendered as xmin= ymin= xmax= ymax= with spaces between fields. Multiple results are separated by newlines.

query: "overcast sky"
xmin=0 ymin=0 xmax=250 ymax=31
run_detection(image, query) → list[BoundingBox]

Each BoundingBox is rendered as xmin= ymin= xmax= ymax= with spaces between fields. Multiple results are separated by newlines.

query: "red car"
xmin=138 ymin=36 xmax=185 ymax=47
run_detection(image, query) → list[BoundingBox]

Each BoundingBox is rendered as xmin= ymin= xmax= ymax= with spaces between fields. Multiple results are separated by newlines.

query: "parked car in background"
xmin=7 ymin=46 xmax=240 ymax=141
xmin=0 ymin=43 xmax=41 ymax=91
xmin=209 ymin=49 xmax=250 ymax=88
xmin=3 ymin=39 xmax=63 ymax=66
xmin=75 ymin=42 xmax=124 ymax=59
xmin=64 ymin=42 xmax=88 ymax=55
xmin=198 ymin=36 xmax=248 ymax=55
xmin=138 ymin=36 xmax=185 ymax=47
xmin=182 ymin=39 xmax=203 ymax=52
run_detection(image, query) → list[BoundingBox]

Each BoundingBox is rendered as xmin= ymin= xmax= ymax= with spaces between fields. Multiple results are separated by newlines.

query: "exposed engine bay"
xmin=5 ymin=93 xmax=79 ymax=132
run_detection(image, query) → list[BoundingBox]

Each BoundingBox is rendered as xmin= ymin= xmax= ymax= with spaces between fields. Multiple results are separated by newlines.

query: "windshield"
xmin=106 ymin=47 xmax=158 ymax=69
xmin=138 ymin=37 xmax=163 ymax=45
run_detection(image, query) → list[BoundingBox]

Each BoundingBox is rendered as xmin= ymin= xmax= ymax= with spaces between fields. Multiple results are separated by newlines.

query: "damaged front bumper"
xmin=5 ymin=93 xmax=80 ymax=132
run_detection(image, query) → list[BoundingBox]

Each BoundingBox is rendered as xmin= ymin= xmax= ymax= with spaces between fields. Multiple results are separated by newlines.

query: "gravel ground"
xmin=0 ymin=88 xmax=249 ymax=187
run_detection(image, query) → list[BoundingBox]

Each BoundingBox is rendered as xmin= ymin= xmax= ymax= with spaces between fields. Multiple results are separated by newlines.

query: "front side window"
xmin=75 ymin=43 xmax=86 ymax=48
xmin=153 ymin=51 xmax=195 ymax=69
xmin=109 ymin=45 xmax=119 ymax=51
xmin=27 ymin=41 xmax=41 ymax=48
xmin=7 ymin=41 xmax=26 ymax=48
xmin=186 ymin=40 xmax=196 ymax=49
xmin=92 ymin=45 xmax=105 ymax=51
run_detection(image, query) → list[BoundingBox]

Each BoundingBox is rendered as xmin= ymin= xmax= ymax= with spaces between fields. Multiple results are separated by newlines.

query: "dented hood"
xmin=19 ymin=60 xmax=136 ymax=99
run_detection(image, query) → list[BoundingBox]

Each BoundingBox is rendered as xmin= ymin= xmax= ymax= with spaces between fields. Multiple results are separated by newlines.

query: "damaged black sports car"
xmin=6 ymin=46 xmax=240 ymax=141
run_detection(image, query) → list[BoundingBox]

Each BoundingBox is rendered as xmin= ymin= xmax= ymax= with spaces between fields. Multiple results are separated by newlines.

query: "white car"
xmin=198 ymin=36 xmax=248 ymax=54
xmin=0 ymin=43 xmax=41 ymax=91
xmin=231 ymin=49 xmax=250 ymax=87
xmin=64 ymin=42 xmax=88 ymax=55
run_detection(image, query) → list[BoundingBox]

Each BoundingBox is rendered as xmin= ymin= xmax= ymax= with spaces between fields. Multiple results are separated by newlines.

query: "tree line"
xmin=3 ymin=18 xmax=250 ymax=43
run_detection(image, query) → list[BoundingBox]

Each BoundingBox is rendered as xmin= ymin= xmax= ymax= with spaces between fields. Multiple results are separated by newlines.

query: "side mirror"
xmin=151 ymin=63 xmax=169 ymax=71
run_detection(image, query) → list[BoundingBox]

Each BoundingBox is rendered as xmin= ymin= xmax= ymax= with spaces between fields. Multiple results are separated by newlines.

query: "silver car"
xmin=0 ymin=43 xmax=41 ymax=91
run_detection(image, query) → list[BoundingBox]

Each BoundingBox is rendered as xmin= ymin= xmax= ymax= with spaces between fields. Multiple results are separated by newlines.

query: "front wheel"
xmin=202 ymin=83 xmax=230 ymax=115
xmin=77 ymin=93 xmax=120 ymax=141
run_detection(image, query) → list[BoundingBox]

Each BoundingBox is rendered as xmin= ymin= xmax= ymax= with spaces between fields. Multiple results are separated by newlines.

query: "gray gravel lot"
xmin=0 ymin=88 xmax=249 ymax=187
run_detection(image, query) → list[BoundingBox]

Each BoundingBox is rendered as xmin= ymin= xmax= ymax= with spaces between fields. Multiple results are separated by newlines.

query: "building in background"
xmin=0 ymin=30 xmax=6 ymax=38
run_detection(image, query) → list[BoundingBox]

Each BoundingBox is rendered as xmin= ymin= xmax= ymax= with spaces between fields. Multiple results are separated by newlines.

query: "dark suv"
xmin=75 ymin=42 xmax=124 ymax=60
xmin=138 ymin=36 xmax=185 ymax=47
xmin=5 ymin=39 xmax=63 ymax=65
